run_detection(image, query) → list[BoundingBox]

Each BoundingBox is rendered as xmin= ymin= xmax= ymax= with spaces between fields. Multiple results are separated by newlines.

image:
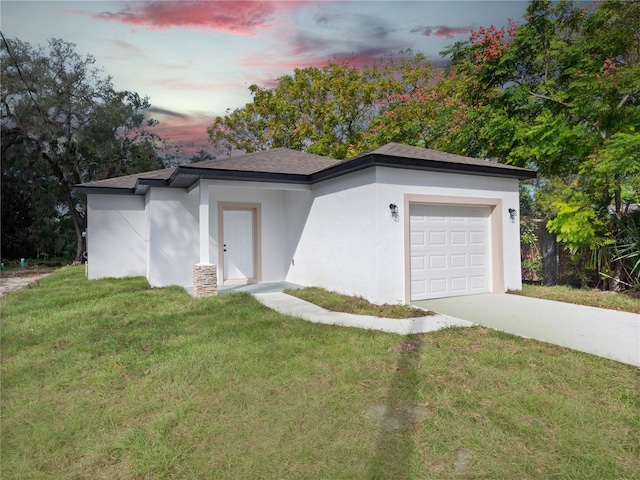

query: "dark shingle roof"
xmin=75 ymin=143 xmax=536 ymax=194
xmin=188 ymin=148 xmax=338 ymax=175
xmin=346 ymin=142 xmax=533 ymax=175
xmin=78 ymin=167 xmax=176 ymax=191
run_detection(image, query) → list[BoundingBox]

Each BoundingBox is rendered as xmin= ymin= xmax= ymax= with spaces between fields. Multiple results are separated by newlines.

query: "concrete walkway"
xmin=218 ymin=281 xmax=304 ymax=295
xmin=242 ymin=283 xmax=638 ymax=367
xmin=414 ymin=294 xmax=640 ymax=367
xmin=254 ymin=292 xmax=474 ymax=335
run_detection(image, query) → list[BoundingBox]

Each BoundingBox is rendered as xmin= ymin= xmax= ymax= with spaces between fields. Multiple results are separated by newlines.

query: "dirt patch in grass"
xmin=285 ymin=287 xmax=433 ymax=318
xmin=0 ymin=272 xmax=53 ymax=296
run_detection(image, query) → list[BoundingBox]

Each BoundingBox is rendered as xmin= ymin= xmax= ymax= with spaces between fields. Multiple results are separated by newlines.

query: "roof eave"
xmin=311 ymin=154 xmax=536 ymax=182
xmin=74 ymin=186 xmax=137 ymax=195
xmin=379 ymin=154 xmax=537 ymax=180
xmin=173 ymin=166 xmax=312 ymax=187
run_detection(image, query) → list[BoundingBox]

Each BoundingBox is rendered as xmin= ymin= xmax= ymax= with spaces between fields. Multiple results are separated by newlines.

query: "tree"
xmin=208 ymin=53 xmax=435 ymax=159
xmin=440 ymin=0 xmax=640 ymax=289
xmin=1 ymin=36 xmax=164 ymax=261
xmin=189 ymin=149 xmax=215 ymax=163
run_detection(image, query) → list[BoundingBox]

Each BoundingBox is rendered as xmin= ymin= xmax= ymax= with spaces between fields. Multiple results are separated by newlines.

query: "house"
xmin=75 ymin=143 xmax=536 ymax=304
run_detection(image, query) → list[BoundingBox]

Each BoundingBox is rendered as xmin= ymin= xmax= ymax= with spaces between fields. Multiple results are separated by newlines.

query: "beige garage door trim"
xmin=403 ymin=194 xmax=504 ymax=303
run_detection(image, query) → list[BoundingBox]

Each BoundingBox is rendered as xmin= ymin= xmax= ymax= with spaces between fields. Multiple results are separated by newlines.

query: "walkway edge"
xmin=253 ymin=292 xmax=476 ymax=334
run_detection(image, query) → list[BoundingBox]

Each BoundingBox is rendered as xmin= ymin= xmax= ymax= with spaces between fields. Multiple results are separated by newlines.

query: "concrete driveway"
xmin=413 ymin=294 xmax=640 ymax=367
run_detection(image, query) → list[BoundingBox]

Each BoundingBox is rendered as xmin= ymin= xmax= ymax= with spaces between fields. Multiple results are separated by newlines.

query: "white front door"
xmin=223 ymin=209 xmax=255 ymax=282
xmin=410 ymin=204 xmax=491 ymax=300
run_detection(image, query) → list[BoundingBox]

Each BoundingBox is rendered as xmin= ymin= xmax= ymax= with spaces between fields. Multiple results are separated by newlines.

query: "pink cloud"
xmin=411 ymin=25 xmax=472 ymax=38
xmin=151 ymin=109 xmax=212 ymax=136
xmin=93 ymin=1 xmax=278 ymax=34
xmin=241 ymin=48 xmax=396 ymax=76
xmin=240 ymin=27 xmax=394 ymax=76
xmin=155 ymin=120 xmax=209 ymax=143
xmin=240 ymin=48 xmax=407 ymax=92
xmin=104 ymin=40 xmax=146 ymax=60
xmin=150 ymin=112 xmax=216 ymax=159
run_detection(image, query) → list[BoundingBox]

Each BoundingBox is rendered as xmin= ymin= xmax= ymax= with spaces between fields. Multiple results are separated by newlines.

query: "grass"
xmin=285 ymin=286 xmax=432 ymax=318
xmin=512 ymin=284 xmax=640 ymax=314
xmin=2 ymin=267 xmax=639 ymax=479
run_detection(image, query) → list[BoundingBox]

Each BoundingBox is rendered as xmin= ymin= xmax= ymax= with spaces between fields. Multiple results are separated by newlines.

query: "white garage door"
xmin=410 ymin=204 xmax=491 ymax=300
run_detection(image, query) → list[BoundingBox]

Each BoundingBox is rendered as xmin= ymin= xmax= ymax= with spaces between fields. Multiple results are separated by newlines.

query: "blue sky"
xmin=1 ymin=1 xmax=529 ymax=155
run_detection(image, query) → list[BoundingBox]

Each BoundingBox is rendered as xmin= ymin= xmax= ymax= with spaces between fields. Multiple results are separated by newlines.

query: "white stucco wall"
xmin=204 ymin=180 xmax=306 ymax=284
xmin=86 ymin=194 xmax=148 ymax=279
xmin=287 ymin=166 xmax=522 ymax=305
xmin=146 ymin=187 xmax=199 ymax=288
xmin=286 ymin=169 xmax=380 ymax=301
xmin=283 ymin=189 xmax=313 ymax=276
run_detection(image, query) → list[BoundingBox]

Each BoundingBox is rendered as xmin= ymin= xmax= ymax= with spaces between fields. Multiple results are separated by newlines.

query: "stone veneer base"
xmin=193 ymin=264 xmax=217 ymax=297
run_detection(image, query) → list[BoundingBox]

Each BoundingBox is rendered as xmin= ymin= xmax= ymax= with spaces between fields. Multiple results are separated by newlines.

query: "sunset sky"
xmin=1 ymin=1 xmax=529 ymax=158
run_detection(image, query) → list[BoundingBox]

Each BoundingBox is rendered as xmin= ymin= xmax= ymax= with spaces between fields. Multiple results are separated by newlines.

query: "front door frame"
xmin=403 ymin=194 xmax=504 ymax=303
xmin=218 ymin=202 xmax=262 ymax=285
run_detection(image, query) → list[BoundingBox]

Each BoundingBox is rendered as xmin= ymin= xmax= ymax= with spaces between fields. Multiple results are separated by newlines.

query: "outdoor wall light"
xmin=508 ymin=208 xmax=517 ymax=223
xmin=389 ymin=203 xmax=399 ymax=222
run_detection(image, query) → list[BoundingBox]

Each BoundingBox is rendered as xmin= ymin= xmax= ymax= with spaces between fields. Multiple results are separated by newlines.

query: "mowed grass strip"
xmin=512 ymin=284 xmax=640 ymax=314
xmin=286 ymin=286 xmax=432 ymax=318
xmin=1 ymin=267 xmax=638 ymax=479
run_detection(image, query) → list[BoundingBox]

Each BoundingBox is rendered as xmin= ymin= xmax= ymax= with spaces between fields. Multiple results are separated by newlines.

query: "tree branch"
xmin=529 ymin=91 xmax=570 ymax=107
xmin=617 ymin=92 xmax=631 ymax=109
xmin=1 ymin=32 xmax=54 ymax=136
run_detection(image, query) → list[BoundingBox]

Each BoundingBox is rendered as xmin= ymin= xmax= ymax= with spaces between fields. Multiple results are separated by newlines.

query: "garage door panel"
xmin=429 ymin=231 xmax=446 ymax=246
xmin=450 ymin=277 xmax=468 ymax=292
xmin=410 ymin=231 xmax=427 ymax=247
xmin=470 ymin=254 xmax=486 ymax=267
xmin=424 ymin=205 xmax=448 ymax=221
xmin=429 ymin=278 xmax=447 ymax=294
xmin=450 ymin=254 xmax=466 ymax=268
xmin=429 ymin=255 xmax=447 ymax=269
xmin=470 ymin=275 xmax=487 ymax=289
xmin=469 ymin=231 xmax=486 ymax=245
xmin=428 ymin=216 xmax=447 ymax=224
xmin=410 ymin=255 xmax=427 ymax=274
xmin=450 ymin=231 xmax=467 ymax=245
xmin=410 ymin=204 xmax=491 ymax=300
xmin=468 ymin=209 xmax=486 ymax=219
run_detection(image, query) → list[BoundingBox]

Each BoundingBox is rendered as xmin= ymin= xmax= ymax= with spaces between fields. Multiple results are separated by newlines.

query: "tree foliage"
xmin=1 ymin=36 xmax=164 ymax=261
xmin=208 ymin=53 xmax=435 ymax=159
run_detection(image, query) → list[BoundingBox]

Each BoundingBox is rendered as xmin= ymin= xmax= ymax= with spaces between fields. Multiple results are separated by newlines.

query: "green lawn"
xmin=285 ymin=286 xmax=433 ymax=318
xmin=512 ymin=284 xmax=640 ymax=314
xmin=2 ymin=267 xmax=639 ymax=479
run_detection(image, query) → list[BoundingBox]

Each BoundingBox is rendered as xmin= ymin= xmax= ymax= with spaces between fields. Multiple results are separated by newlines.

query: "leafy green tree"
xmin=1 ymin=36 xmax=164 ymax=261
xmin=208 ymin=53 xmax=435 ymax=159
xmin=189 ymin=149 xmax=215 ymax=163
xmin=431 ymin=1 xmax=639 ymax=289
xmin=360 ymin=68 xmax=465 ymax=152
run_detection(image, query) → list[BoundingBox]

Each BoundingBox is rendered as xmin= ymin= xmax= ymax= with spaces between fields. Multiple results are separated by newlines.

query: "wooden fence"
xmin=520 ymin=218 xmax=563 ymax=285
